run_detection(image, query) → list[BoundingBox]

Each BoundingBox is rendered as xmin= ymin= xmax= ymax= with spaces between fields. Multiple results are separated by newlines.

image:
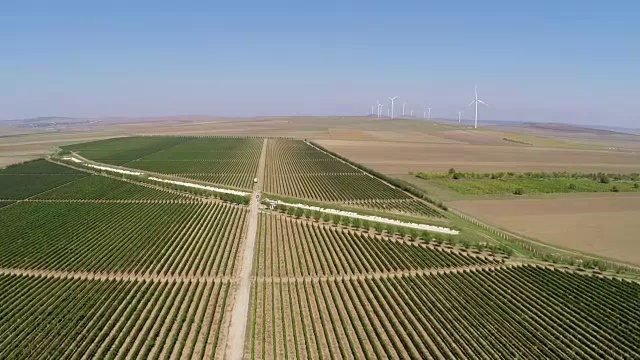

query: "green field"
xmin=33 ymin=175 xmax=188 ymax=200
xmin=63 ymin=136 xmax=263 ymax=189
xmin=0 ymin=201 xmax=246 ymax=276
xmin=0 ymin=275 xmax=231 ymax=359
xmin=426 ymin=177 xmax=640 ymax=195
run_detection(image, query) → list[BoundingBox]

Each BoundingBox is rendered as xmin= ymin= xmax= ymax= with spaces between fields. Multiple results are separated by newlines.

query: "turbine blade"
xmin=467 ymin=100 xmax=476 ymax=107
xmin=478 ymin=100 xmax=489 ymax=107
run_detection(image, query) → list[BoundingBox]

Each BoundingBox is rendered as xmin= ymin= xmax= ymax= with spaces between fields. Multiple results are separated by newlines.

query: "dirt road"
xmin=225 ymin=139 xmax=267 ymax=359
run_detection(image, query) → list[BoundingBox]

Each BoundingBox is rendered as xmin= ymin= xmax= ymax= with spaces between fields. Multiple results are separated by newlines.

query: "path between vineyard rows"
xmin=226 ymin=138 xmax=268 ymax=360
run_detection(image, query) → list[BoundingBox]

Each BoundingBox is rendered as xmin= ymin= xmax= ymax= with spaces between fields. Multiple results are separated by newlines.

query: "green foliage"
xmin=610 ymin=185 xmax=620 ymax=192
xmin=513 ymin=187 xmax=524 ymax=195
xmin=0 ymin=202 xmax=244 ymax=275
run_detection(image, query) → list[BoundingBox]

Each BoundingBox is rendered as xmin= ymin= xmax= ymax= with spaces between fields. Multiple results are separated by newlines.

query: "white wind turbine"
xmin=402 ymin=102 xmax=407 ymax=116
xmin=371 ymin=105 xmax=375 ymax=115
xmin=428 ymin=106 xmax=432 ymax=120
xmin=467 ymin=86 xmax=488 ymax=129
xmin=376 ymin=100 xmax=384 ymax=118
xmin=458 ymin=111 xmax=462 ymax=124
xmin=410 ymin=109 xmax=414 ymax=117
xmin=388 ymin=96 xmax=398 ymax=119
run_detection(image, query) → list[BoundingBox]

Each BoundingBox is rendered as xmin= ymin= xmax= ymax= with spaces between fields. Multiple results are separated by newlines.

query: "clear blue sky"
xmin=1 ymin=0 xmax=638 ymax=126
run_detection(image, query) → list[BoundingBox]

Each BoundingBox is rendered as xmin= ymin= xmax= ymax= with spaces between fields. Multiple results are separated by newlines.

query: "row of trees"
xmin=418 ymin=168 xmax=640 ymax=182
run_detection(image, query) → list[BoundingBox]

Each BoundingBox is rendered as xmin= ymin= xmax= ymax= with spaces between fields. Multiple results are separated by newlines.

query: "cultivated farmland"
xmin=33 ymin=174 xmax=189 ymax=200
xmin=264 ymin=139 xmax=441 ymax=217
xmin=255 ymin=213 xmax=494 ymax=277
xmin=0 ymin=159 xmax=87 ymax=199
xmin=0 ymin=201 xmax=246 ymax=276
xmin=250 ymin=266 xmax=640 ymax=359
xmin=0 ymin=275 xmax=232 ymax=359
xmin=64 ymin=136 xmax=263 ymax=189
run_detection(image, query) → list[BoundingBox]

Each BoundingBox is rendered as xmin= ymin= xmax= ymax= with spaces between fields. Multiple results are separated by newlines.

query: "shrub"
xmin=294 ymin=208 xmax=304 ymax=218
xmin=568 ymin=183 xmax=577 ymax=190
xmin=610 ymin=185 xmax=620 ymax=192
xmin=321 ymin=213 xmax=331 ymax=223
xmin=634 ymin=183 xmax=639 ymax=189
xmin=374 ymin=223 xmax=384 ymax=234
xmin=448 ymin=168 xmax=456 ymax=175
xmin=513 ymin=188 xmax=524 ymax=195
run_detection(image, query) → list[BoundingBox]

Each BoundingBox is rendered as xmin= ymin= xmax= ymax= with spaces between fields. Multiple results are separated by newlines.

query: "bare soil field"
xmin=316 ymin=139 xmax=640 ymax=174
xmin=449 ymin=193 xmax=640 ymax=265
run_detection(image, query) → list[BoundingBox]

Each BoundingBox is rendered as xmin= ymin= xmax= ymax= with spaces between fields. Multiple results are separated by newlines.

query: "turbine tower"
xmin=388 ymin=96 xmax=398 ymax=119
xmin=402 ymin=102 xmax=407 ymax=116
xmin=371 ymin=105 xmax=375 ymax=115
xmin=467 ymin=86 xmax=488 ymax=129
xmin=458 ymin=111 xmax=462 ymax=124
xmin=410 ymin=109 xmax=414 ymax=117
xmin=423 ymin=111 xmax=426 ymax=119
xmin=428 ymin=107 xmax=432 ymax=120
xmin=376 ymin=100 xmax=384 ymax=118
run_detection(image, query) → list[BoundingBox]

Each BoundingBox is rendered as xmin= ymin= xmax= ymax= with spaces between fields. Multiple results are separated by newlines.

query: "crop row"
xmin=343 ymin=198 xmax=443 ymax=218
xmin=0 ymin=201 xmax=247 ymax=276
xmin=255 ymin=213 xmax=492 ymax=277
xmin=0 ymin=274 xmax=231 ymax=359
xmin=0 ymin=159 xmax=85 ymax=175
xmin=0 ymin=174 xmax=87 ymax=200
xmin=250 ymin=266 xmax=640 ymax=359
xmin=264 ymin=139 xmax=441 ymax=216
xmin=63 ymin=136 xmax=190 ymax=165
xmin=137 ymin=137 xmax=263 ymax=162
xmin=33 ymin=175 xmax=187 ymax=200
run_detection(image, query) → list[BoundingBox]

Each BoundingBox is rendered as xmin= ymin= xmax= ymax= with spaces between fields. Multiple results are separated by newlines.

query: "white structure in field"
xmin=388 ymin=96 xmax=398 ymax=119
xmin=467 ymin=86 xmax=488 ymax=129
xmin=268 ymin=199 xmax=459 ymax=235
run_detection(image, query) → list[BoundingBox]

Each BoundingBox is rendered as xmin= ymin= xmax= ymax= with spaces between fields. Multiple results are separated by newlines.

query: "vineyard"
xmin=64 ymin=136 xmax=263 ymax=189
xmin=33 ymin=175 xmax=188 ymax=201
xmin=0 ymin=274 xmax=232 ymax=359
xmin=264 ymin=139 xmax=442 ymax=217
xmin=0 ymin=160 xmax=88 ymax=200
xmin=0 ymin=201 xmax=246 ymax=276
xmin=250 ymin=266 xmax=640 ymax=359
xmin=255 ymin=213 xmax=493 ymax=277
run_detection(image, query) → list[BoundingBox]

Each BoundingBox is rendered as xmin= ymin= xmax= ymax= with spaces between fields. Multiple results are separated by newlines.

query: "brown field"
xmin=316 ymin=138 xmax=640 ymax=174
xmin=449 ymin=193 xmax=640 ymax=265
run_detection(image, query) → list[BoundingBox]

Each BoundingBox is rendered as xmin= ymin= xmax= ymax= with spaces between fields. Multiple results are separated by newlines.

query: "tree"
xmin=568 ymin=183 xmax=577 ymax=190
xmin=361 ymin=220 xmax=371 ymax=230
xmin=633 ymin=182 xmax=639 ymax=189
xmin=294 ymin=208 xmax=304 ymax=218
xmin=610 ymin=185 xmax=620 ymax=192
xmin=513 ymin=188 xmax=524 ymax=195
xmin=397 ymin=226 xmax=407 ymax=238
xmin=322 ymin=213 xmax=331 ymax=223
xmin=312 ymin=210 xmax=322 ymax=221
xmin=448 ymin=168 xmax=456 ymax=175
xmin=286 ymin=207 xmax=296 ymax=216
xmin=351 ymin=218 xmax=362 ymax=229
xmin=340 ymin=216 xmax=350 ymax=226
xmin=374 ymin=222 xmax=384 ymax=234
xmin=597 ymin=172 xmax=610 ymax=184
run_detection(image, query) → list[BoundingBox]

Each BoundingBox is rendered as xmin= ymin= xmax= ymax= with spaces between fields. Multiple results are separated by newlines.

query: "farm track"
xmin=226 ymin=138 xmax=267 ymax=360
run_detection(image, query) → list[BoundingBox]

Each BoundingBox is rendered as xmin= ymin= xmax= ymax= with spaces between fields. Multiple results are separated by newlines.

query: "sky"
xmin=1 ymin=1 xmax=638 ymax=126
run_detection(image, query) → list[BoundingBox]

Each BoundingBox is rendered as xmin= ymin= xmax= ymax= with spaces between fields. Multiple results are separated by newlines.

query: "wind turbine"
xmin=387 ymin=108 xmax=390 ymax=117
xmin=371 ymin=105 xmax=375 ymax=115
xmin=423 ymin=111 xmax=426 ymax=119
xmin=428 ymin=106 xmax=432 ymax=120
xmin=410 ymin=109 xmax=414 ymax=117
xmin=388 ymin=96 xmax=398 ymax=119
xmin=376 ymin=100 xmax=384 ymax=118
xmin=402 ymin=102 xmax=407 ymax=116
xmin=468 ymin=86 xmax=488 ymax=129
xmin=458 ymin=111 xmax=462 ymax=124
